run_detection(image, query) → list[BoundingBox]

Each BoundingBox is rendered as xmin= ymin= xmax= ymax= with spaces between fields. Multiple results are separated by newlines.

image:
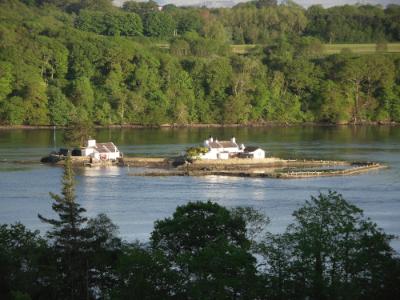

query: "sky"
xmin=113 ymin=0 xmax=399 ymax=8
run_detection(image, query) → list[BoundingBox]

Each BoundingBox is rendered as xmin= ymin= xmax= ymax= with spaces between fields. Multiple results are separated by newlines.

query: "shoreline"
xmin=126 ymin=158 xmax=387 ymax=179
xmin=0 ymin=121 xmax=399 ymax=130
xmin=44 ymin=156 xmax=387 ymax=179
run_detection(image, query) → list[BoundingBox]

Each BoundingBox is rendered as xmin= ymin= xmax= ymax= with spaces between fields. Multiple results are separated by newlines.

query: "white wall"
xmin=217 ymin=152 xmax=229 ymax=160
xmin=253 ymin=149 xmax=265 ymax=159
xmin=223 ymin=147 xmax=241 ymax=153
xmin=200 ymin=149 xmax=218 ymax=159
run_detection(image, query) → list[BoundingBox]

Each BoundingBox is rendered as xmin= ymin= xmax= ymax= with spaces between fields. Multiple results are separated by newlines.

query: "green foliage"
xmin=23 ymin=76 xmax=50 ymax=125
xmin=1 ymin=97 xmax=26 ymax=125
xmin=36 ymin=155 xmax=121 ymax=299
xmin=76 ymin=10 xmax=143 ymax=36
xmin=37 ymin=155 xmax=90 ymax=299
xmin=0 ymin=223 xmax=50 ymax=300
xmin=1 ymin=187 xmax=400 ymax=299
xmin=122 ymin=0 xmax=159 ymax=18
xmin=305 ymin=4 xmax=397 ymax=43
xmin=176 ymin=10 xmax=202 ymax=34
xmin=150 ymin=201 xmax=260 ymax=299
xmin=79 ymin=0 xmax=114 ymax=12
xmin=144 ymin=12 xmax=176 ymax=38
xmin=113 ymin=243 xmax=173 ymax=299
xmin=0 ymin=1 xmax=399 ymax=126
xmin=259 ymin=191 xmax=400 ymax=300
xmin=63 ymin=118 xmax=94 ymax=147
xmin=0 ymin=62 xmax=13 ymax=101
xmin=47 ymin=86 xmax=76 ymax=125
xmin=185 ymin=146 xmax=209 ymax=158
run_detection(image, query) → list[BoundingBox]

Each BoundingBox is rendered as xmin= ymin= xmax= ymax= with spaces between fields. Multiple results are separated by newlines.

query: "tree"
xmin=63 ymin=118 xmax=94 ymax=147
xmin=103 ymin=62 xmax=128 ymax=124
xmin=151 ymin=201 xmax=260 ymax=299
xmin=70 ymin=76 xmax=94 ymax=113
xmin=169 ymin=38 xmax=190 ymax=56
xmin=176 ymin=10 xmax=202 ymax=35
xmin=23 ymin=76 xmax=50 ymax=125
xmin=144 ymin=12 xmax=176 ymax=38
xmin=47 ymin=86 xmax=76 ymax=126
xmin=77 ymin=10 xmax=143 ymax=37
xmin=260 ymin=191 xmax=400 ymax=300
xmin=1 ymin=96 xmax=26 ymax=125
xmin=0 ymin=223 xmax=53 ymax=300
xmin=122 ymin=0 xmax=159 ymax=18
xmin=202 ymin=57 xmax=232 ymax=122
xmin=86 ymin=214 xmax=122 ymax=298
xmin=316 ymin=80 xmax=351 ymax=123
xmin=112 ymin=243 xmax=174 ymax=300
xmin=38 ymin=155 xmax=90 ymax=299
xmin=255 ymin=0 xmax=278 ymax=8
xmin=79 ymin=0 xmax=114 ymax=11
xmin=339 ymin=55 xmax=395 ymax=122
xmin=0 ymin=62 xmax=13 ymax=102
xmin=38 ymin=155 xmax=121 ymax=299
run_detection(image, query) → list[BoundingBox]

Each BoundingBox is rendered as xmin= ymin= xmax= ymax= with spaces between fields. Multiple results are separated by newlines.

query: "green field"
xmin=323 ymin=43 xmax=400 ymax=54
xmin=230 ymin=43 xmax=400 ymax=55
xmin=159 ymin=43 xmax=400 ymax=54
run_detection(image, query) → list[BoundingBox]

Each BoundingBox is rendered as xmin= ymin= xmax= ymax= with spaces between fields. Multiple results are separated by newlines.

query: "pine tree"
xmin=38 ymin=154 xmax=89 ymax=300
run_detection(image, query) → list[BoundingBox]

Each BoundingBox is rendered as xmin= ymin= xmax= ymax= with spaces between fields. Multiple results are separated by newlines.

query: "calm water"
xmin=0 ymin=127 xmax=399 ymax=248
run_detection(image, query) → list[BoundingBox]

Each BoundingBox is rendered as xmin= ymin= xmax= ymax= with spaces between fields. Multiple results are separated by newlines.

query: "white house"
xmin=200 ymin=137 xmax=244 ymax=160
xmin=241 ymin=146 xmax=265 ymax=159
xmin=81 ymin=139 xmax=121 ymax=161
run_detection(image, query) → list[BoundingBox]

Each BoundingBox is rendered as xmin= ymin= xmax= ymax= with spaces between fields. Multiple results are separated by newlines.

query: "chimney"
xmin=209 ymin=136 xmax=214 ymax=142
xmin=87 ymin=139 xmax=96 ymax=147
xmin=231 ymin=137 xmax=236 ymax=143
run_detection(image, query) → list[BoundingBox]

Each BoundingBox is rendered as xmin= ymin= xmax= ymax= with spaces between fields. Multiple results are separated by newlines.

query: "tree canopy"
xmin=1 ymin=188 xmax=400 ymax=299
xmin=0 ymin=0 xmax=400 ymax=126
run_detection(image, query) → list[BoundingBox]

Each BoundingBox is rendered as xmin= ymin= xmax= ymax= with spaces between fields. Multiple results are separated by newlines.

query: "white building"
xmin=200 ymin=137 xmax=244 ymax=160
xmin=199 ymin=137 xmax=266 ymax=160
xmin=81 ymin=139 xmax=121 ymax=161
xmin=241 ymin=146 xmax=265 ymax=159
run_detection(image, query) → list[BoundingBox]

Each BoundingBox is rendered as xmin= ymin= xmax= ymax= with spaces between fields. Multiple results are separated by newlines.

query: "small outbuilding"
xmin=241 ymin=146 xmax=265 ymax=159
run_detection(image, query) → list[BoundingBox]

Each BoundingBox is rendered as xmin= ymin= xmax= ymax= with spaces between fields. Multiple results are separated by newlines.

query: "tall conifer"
xmin=39 ymin=155 xmax=89 ymax=300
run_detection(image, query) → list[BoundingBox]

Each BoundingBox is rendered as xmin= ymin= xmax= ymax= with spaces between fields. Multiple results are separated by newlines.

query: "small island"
xmin=41 ymin=137 xmax=387 ymax=179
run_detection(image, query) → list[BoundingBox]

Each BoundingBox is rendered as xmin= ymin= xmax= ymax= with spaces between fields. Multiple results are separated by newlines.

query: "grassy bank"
xmin=230 ymin=43 xmax=400 ymax=55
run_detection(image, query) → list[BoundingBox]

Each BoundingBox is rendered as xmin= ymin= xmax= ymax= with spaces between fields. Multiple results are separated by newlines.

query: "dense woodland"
xmin=1 ymin=156 xmax=400 ymax=300
xmin=0 ymin=0 xmax=400 ymax=126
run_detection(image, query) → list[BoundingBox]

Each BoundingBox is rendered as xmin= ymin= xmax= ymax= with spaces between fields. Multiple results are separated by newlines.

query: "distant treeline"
xmin=1 ymin=156 xmax=400 ymax=299
xmin=0 ymin=0 xmax=400 ymax=126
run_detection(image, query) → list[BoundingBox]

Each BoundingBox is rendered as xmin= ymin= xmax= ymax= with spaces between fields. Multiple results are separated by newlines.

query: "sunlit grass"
xmin=156 ymin=43 xmax=400 ymax=55
xmin=230 ymin=43 xmax=400 ymax=55
xmin=324 ymin=43 xmax=400 ymax=54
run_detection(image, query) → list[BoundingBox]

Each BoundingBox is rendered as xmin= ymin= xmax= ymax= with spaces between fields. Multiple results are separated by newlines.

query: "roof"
xmin=95 ymin=142 xmax=118 ymax=153
xmin=208 ymin=141 xmax=222 ymax=148
xmin=244 ymin=146 xmax=262 ymax=153
xmin=218 ymin=141 xmax=238 ymax=148
xmin=208 ymin=140 xmax=238 ymax=149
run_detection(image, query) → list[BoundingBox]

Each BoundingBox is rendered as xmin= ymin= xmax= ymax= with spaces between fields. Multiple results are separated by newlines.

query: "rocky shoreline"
xmin=125 ymin=157 xmax=386 ymax=179
xmin=39 ymin=155 xmax=387 ymax=179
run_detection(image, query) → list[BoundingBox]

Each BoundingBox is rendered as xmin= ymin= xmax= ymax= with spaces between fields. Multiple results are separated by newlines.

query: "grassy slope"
xmin=230 ymin=43 xmax=400 ymax=54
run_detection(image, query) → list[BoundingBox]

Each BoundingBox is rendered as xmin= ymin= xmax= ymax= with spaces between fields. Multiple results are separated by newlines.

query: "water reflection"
xmin=0 ymin=126 xmax=399 ymax=250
